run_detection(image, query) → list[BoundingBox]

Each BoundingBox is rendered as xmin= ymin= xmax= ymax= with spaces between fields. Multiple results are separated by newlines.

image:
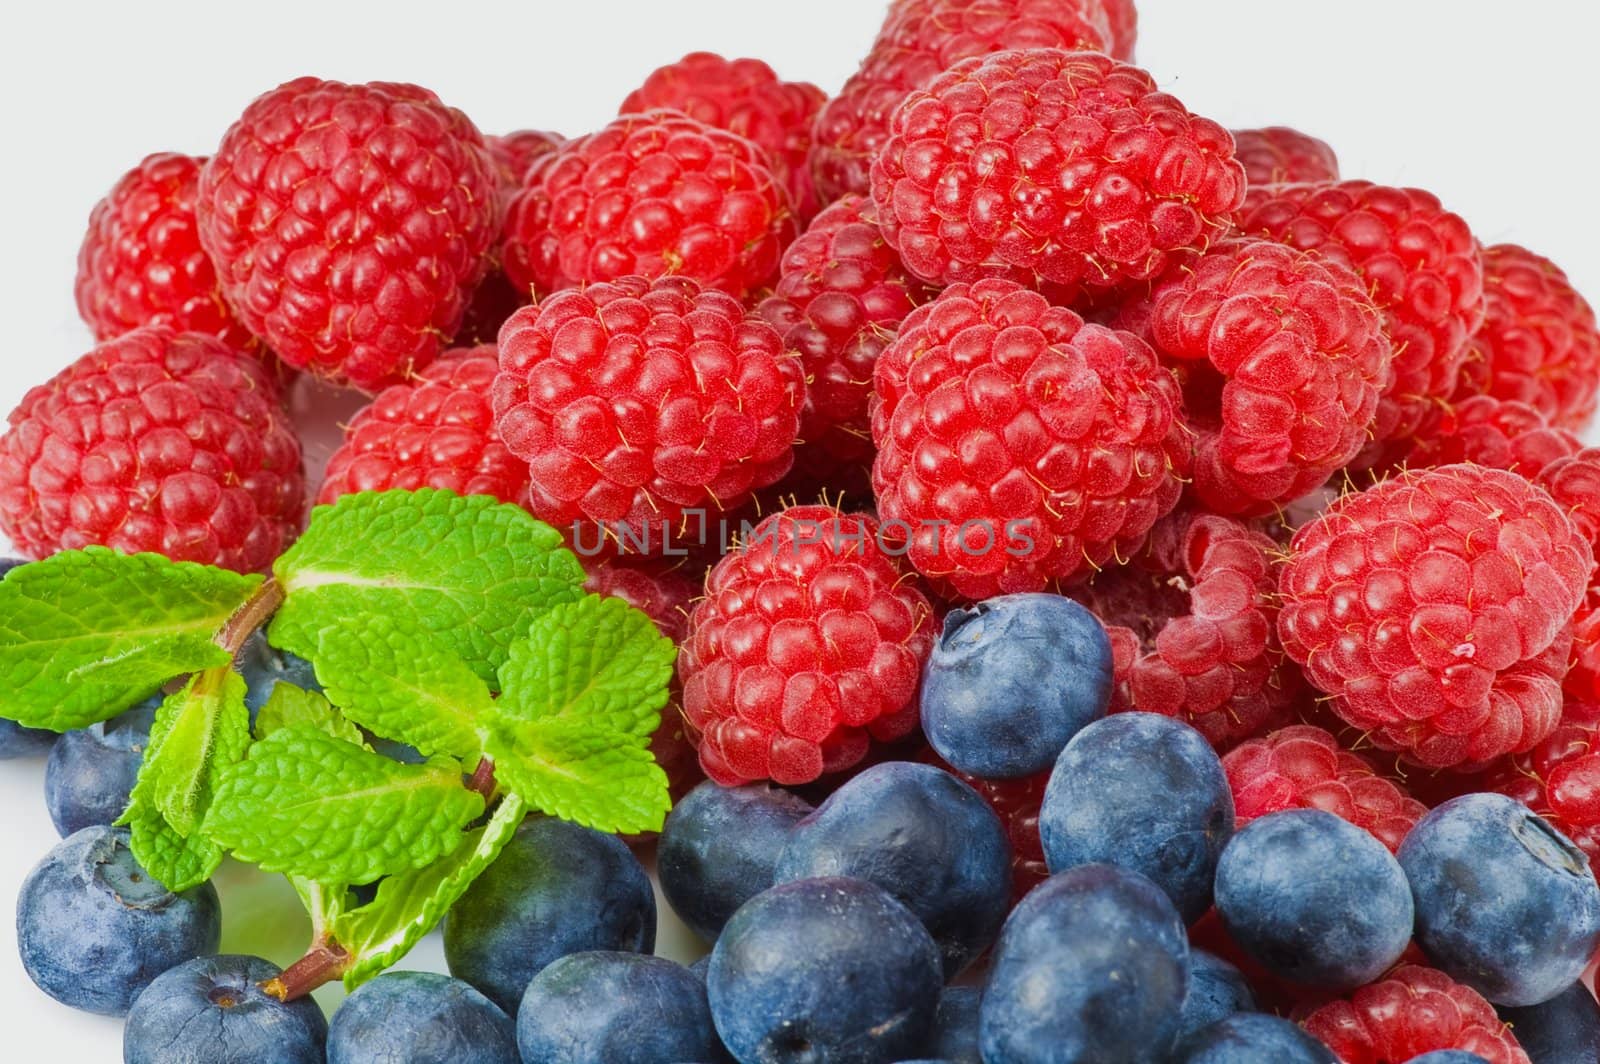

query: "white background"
xmin=1 ymin=0 xmax=1598 ymax=1057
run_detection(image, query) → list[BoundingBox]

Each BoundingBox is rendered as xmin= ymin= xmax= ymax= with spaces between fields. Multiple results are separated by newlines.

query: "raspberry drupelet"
xmin=1302 ymin=965 xmax=1533 ymax=1064
xmin=1117 ymin=238 xmax=1392 ymax=515
xmin=871 ymin=48 xmax=1246 ymax=301
xmin=870 ymin=278 xmax=1190 ymax=600
xmin=501 ymin=110 xmax=795 ymax=301
xmin=1277 ymin=464 xmax=1591 ymax=769
xmin=1229 ymin=126 xmax=1340 ymax=186
xmin=1486 ymin=707 xmax=1600 ymax=865
xmin=0 ymin=326 xmax=303 ymax=573
xmin=679 ymin=505 xmax=936 ymax=786
xmin=196 ymin=78 xmax=501 ymax=391
xmin=1408 ymin=395 xmax=1581 ymax=478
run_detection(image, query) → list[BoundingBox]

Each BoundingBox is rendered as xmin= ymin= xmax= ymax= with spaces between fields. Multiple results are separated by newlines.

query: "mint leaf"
xmin=0 ymin=548 xmax=260 ymax=730
xmin=122 ymin=791 xmax=224 ymax=892
xmin=302 ymin=617 xmax=492 ymax=761
xmin=271 ymin=490 xmax=585 ymax=681
xmin=143 ymin=668 xmax=251 ymax=836
xmin=485 ymin=595 xmax=675 ymax=834
xmin=255 ymin=683 xmax=365 ymax=748
xmin=334 ymin=794 xmax=525 ymax=989
xmin=204 ymin=725 xmax=485 ymax=884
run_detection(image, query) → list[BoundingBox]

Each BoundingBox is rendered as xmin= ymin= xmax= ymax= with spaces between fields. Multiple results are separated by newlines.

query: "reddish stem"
xmin=467 ymin=758 xmax=497 ymax=802
xmin=260 ymin=942 xmax=349 ymax=1002
xmin=217 ymin=577 xmax=285 ymax=657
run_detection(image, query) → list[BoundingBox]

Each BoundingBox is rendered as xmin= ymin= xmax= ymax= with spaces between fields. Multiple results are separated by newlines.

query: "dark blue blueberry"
xmin=1403 ymin=1054 xmax=1491 ymax=1064
xmin=659 ymin=780 xmax=814 ymax=942
xmin=1497 ymin=981 xmax=1600 ymax=1064
xmin=16 ymin=825 xmax=221 ymax=1015
xmin=709 ymin=877 xmax=942 ymax=1064
xmin=922 ymin=985 xmax=980 ymax=1064
xmin=1171 ymin=1014 xmax=1336 ymax=1064
xmin=236 ymin=629 xmax=320 ymax=724
xmin=920 ymin=593 xmax=1112 ymax=778
xmin=444 ymin=816 xmax=655 ymax=1014
xmin=0 ymin=718 xmax=57 ymax=759
xmin=1399 ymin=793 xmax=1600 ymax=1007
xmin=1215 ymin=809 xmax=1412 ymax=989
xmin=328 ymin=970 xmax=517 ymax=1064
xmin=44 ymin=696 xmax=158 ymax=837
xmin=689 ymin=953 xmax=711 ymax=983
xmin=1178 ymin=948 xmax=1258 ymax=1042
xmin=517 ymin=952 xmax=721 ymax=1064
xmin=369 ymin=735 xmax=426 ymax=764
xmin=1039 ymin=712 xmax=1234 ymax=922
xmin=0 ymin=557 xmax=27 ymax=578
xmin=773 ymin=762 xmax=1011 ymax=978
xmin=123 ymin=954 xmax=327 ymax=1063
xmin=979 ymin=864 xmax=1189 ymax=1064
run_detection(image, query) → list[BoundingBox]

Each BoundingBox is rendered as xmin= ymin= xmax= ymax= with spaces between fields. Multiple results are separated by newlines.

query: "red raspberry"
xmin=870 ymin=278 xmax=1189 ymax=599
xmin=75 ymin=153 xmax=255 ymax=352
xmin=1073 ymin=513 xmax=1296 ymax=750
xmin=872 ymin=48 xmax=1245 ymax=300
xmin=1100 ymin=0 xmax=1138 ymax=58
xmin=501 ymin=111 xmax=795 ymax=301
xmin=927 ymin=754 xmax=1050 ymax=900
xmin=196 ymin=78 xmax=500 ymax=391
xmin=1453 ymin=243 xmax=1600 ymax=431
xmin=810 ymin=0 xmax=1118 ymax=203
xmin=1302 ymin=965 xmax=1532 ymax=1064
xmin=491 ymin=276 xmax=805 ymax=554
xmin=1224 ymin=725 xmax=1428 ymax=853
xmin=1486 ymin=709 xmax=1600 ymax=865
xmin=1230 ymin=127 xmax=1340 ymax=186
xmin=620 ymin=52 xmax=826 ymax=221
xmin=1237 ymin=182 xmax=1486 ymax=465
xmin=318 ymin=348 xmax=528 ymax=507
xmin=679 ymin=505 xmax=936 ymax=786
xmin=1117 ymin=238 xmax=1392 ymax=515
xmin=485 ymin=130 xmax=563 ymax=187
xmin=0 ymin=326 xmax=303 ymax=573
xmin=757 ymin=195 xmax=935 ymax=482
xmin=1277 ymin=465 xmax=1591 ymax=769
xmin=1536 ymin=446 xmax=1600 ymax=549
xmin=1409 ymin=396 xmax=1581 ymax=478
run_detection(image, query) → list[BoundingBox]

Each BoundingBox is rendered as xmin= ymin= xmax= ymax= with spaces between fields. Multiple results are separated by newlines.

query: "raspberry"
xmin=1237 ymin=182 xmax=1486 ymax=465
xmin=491 ymin=276 xmax=805 ymax=554
xmin=1535 ymin=445 xmax=1600 ymax=549
xmin=501 ymin=111 xmax=795 ymax=301
xmin=757 ymin=195 xmax=935 ymax=481
xmin=679 ymin=505 xmax=936 ymax=786
xmin=1100 ymin=0 xmax=1139 ymax=58
xmin=872 ymin=48 xmax=1245 ymax=300
xmin=948 ymin=766 xmax=1051 ymax=901
xmin=318 ymin=348 xmax=529 ymax=507
xmin=485 ymin=130 xmax=563 ymax=187
xmin=1301 ymin=965 xmax=1532 ymax=1064
xmin=1409 ymin=396 xmax=1581 ymax=478
xmin=1277 ymin=465 xmax=1591 ymax=769
xmin=1117 ymin=238 xmax=1392 ymax=515
xmin=1486 ymin=710 xmax=1600 ymax=866
xmin=1073 ymin=513 xmax=1296 ymax=750
xmin=620 ymin=52 xmax=826 ymax=220
xmin=1223 ymin=725 xmax=1428 ymax=853
xmin=871 ymin=278 xmax=1189 ymax=599
xmin=1230 ymin=127 xmax=1340 ymax=186
xmin=75 ymin=153 xmax=255 ymax=352
xmin=196 ymin=78 xmax=500 ymax=391
xmin=810 ymin=0 xmax=1118 ymax=203
xmin=1453 ymin=243 xmax=1600 ymax=431
xmin=0 ymin=326 xmax=303 ymax=573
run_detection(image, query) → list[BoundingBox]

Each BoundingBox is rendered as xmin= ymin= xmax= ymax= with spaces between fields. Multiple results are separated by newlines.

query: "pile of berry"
xmin=3 ymin=2 xmax=1600 ymax=1062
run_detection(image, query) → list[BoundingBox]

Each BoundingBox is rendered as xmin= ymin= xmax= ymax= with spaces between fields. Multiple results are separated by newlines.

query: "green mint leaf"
xmin=255 ymin=683 xmax=366 ymax=748
xmin=485 ymin=595 xmax=675 ymax=834
xmin=121 ymin=789 xmax=224 ymax=892
xmin=143 ymin=668 xmax=252 ymax=837
xmin=270 ymin=490 xmax=585 ymax=682
xmin=0 ymin=548 xmax=260 ymax=730
xmin=300 ymin=616 xmax=492 ymax=762
xmin=204 ymin=725 xmax=485 ymax=884
xmin=334 ymin=794 xmax=525 ymax=989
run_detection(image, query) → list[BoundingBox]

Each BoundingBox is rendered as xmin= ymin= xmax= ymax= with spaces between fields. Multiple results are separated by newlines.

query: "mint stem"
xmin=260 ymin=941 xmax=350 ymax=1002
xmin=467 ymin=757 xmax=497 ymax=801
xmin=217 ymin=577 xmax=285 ymax=656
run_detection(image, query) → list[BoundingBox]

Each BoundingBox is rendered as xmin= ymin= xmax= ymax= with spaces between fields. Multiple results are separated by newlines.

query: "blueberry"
xmin=123 ymin=954 xmax=327 ymax=1063
xmin=979 ymin=864 xmax=1190 ymax=1064
xmin=0 ymin=718 xmax=57 ymax=759
xmin=660 ymin=780 xmax=814 ymax=942
xmin=516 ymin=952 xmax=722 ymax=1064
xmin=1177 ymin=948 xmax=1258 ymax=1041
xmin=773 ymin=762 xmax=1011 ymax=977
xmin=236 ymin=629 xmax=320 ymax=723
xmin=328 ymin=970 xmax=517 ymax=1064
xmin=44 ymin=696 xmax=158 ymax=837
xmin=689 ymin=953 xmax=712 ymax=983
xmin=920 ymin=593 xmax=1112 ymax=778
xmin=1039 ymin=712 xmax=1233 ymax=922
xmin=16 ymin=825 xmax=220 ymax=1015
xmin=1403 ymin=1054 xmax=1491 ymax=1064
xmin=1215 ymin=809 xmax=1412 ymax=989
xmin=709 ymin=877 xmax=942 ymax=1063
xmin=444 ymin=816 xmax=656 ymax=1014
xmin=1170 ymin=1014 xmax=1336 ymax=1063
xmin=1497 ymin=981 xmax=1600 ymax=1064
xmin=0 ymin=557 xmax=27 ymax=577
xmin=922 ymin=985 xmax=981 ymax=1064
xmin=1399 ymin=793 xmax=1600 ymax=1007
